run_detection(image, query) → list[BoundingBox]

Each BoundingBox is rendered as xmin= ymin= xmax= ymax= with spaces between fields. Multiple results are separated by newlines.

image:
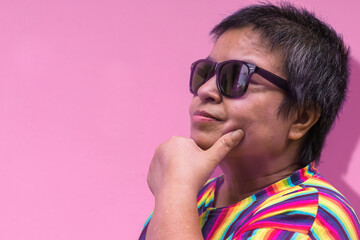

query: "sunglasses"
xmin=189 ymin=59 xmax=288 ymax=98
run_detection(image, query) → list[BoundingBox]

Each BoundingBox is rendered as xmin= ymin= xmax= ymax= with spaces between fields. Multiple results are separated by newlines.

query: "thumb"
xmin=206 ymin=129 xmax=244 ymax=164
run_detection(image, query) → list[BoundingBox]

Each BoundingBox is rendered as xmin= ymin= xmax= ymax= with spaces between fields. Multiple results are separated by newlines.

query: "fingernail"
xmin=232 ymin=129 xmax=244 ymax=140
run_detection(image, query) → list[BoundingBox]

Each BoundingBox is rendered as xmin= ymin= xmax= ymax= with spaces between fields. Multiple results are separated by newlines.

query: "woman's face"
xmin=189 ymin=27 xmax=294 ymax=161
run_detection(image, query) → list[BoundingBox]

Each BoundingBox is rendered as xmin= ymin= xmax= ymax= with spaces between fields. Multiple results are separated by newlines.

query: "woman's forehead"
xmin=209 ymin=28 xmax=286 ymax=79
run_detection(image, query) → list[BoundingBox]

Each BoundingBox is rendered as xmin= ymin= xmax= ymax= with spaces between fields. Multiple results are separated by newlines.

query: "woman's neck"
xmin=214 ymin=156 xmax=300 ymax=208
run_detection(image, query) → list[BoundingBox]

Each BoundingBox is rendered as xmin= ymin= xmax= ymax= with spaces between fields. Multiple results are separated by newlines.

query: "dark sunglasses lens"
xmin=191 ymin=61 xmax=214 ymax=94
xmin=218 ymin=62 xmax=249 ymax=97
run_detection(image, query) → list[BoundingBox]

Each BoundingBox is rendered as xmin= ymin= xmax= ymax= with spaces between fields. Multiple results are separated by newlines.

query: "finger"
xmin=206 ymin=129 xmax=244 ymax=164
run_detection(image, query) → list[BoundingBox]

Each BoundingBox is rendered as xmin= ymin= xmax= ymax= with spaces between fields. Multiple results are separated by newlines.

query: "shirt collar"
xmin=253 ymin=162 xmax=318 ymax=200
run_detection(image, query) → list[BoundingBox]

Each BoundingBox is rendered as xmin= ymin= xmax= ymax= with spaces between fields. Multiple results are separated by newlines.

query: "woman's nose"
xmin=196 ymin=76 xmax=222 ymax=103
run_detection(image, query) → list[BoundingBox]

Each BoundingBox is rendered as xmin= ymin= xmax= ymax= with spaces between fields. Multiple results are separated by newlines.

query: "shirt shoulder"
xmin=303 ymin=174 xmax=360 ymax=239
xmin=233 ymin=174 xmax=360 ymax=239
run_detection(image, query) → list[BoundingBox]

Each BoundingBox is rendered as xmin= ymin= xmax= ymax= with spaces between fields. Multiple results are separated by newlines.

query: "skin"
xmin=146 ymin=27 xmax=320 ymax=239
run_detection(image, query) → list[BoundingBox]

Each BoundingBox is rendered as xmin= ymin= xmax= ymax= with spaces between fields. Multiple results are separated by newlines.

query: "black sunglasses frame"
xmin=190 ymin=59 xmax=288 ymax=98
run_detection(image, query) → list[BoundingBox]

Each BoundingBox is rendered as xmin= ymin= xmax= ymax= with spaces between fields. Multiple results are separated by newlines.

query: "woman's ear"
xmin=288 ymin=106 xmax=321 ymax=140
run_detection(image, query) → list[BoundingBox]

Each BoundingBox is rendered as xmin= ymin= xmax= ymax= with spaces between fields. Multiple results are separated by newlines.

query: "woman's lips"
xmin=192 ymin=110 xmax=222 ymax=122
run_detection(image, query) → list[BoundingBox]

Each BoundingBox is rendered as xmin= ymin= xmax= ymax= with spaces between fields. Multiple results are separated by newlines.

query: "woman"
xmin=140 ymin=3 xmax=360 ymax=239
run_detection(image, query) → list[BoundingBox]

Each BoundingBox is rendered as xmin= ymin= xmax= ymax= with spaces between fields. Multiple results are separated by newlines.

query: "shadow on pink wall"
xmin=319 ymin=59 xmax=360 ymax=215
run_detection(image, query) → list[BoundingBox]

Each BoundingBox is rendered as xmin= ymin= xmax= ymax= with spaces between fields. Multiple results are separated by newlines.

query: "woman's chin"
xmin=190 ymin=135 xmax=217 ymax=150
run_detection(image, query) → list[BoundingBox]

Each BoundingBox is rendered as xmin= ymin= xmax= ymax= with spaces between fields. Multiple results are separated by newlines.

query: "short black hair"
xmin=211 ymin=3 xmax=349 ymax=167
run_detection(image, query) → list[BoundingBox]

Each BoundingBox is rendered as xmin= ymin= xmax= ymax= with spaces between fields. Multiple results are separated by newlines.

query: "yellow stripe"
xmin=273 ymin=179 xmax=286 ymax=192
xmin=249 ymin=228 xmax=270 ymax=239
xmin=311 ymin=217 xmax=336 ymax=239
xmin=254 ymin=187 xmax=317 ymax=214
xmin=248 ymin=204 xmax=317 ymax=226
xmin=211 ymin=197 xmax=254 ymax=239
xmin=305 ymin=177 xmax=339 ymax=193
xmin=319 ymin=194 xmax=359 ymax=239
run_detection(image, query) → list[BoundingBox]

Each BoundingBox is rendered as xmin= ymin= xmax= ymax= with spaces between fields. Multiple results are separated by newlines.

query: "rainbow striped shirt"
xmin=139 ymin=163 xmax=360 ymax=239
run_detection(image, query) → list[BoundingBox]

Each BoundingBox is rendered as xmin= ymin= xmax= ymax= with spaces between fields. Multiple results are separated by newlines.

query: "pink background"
xmin=0 ymin=0 xmax=359 ymax=239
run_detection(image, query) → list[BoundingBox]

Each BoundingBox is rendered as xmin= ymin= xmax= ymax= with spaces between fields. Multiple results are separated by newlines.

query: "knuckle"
xmin=155 ymin=141 xmax=168 ymax=153
xmin=146 ymin=172 xmax=152 ymax=185
xmin=169 ymin=135 xmax=187 ymax=146
xmin=146 ymin=174 xmax=150 ymax=184
xmin=170 ymin=135 xmax=185 ymax=144
xmin=154 ymin=145 xmax=161 ymax=155
xmin=146 ymin=178 xmax=154 ymax=194
xmin=170 ymin=135 xmax=181 ymax=142
xmin=222 ymin=138 xmax=234 ymax=151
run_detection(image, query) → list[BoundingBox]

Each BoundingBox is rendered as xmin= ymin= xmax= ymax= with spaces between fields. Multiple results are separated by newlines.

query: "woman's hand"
xmin=146 ymin=129 xmax=244 ymax=240
xmin=147 ymin=129 xmax=244 ymax=199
